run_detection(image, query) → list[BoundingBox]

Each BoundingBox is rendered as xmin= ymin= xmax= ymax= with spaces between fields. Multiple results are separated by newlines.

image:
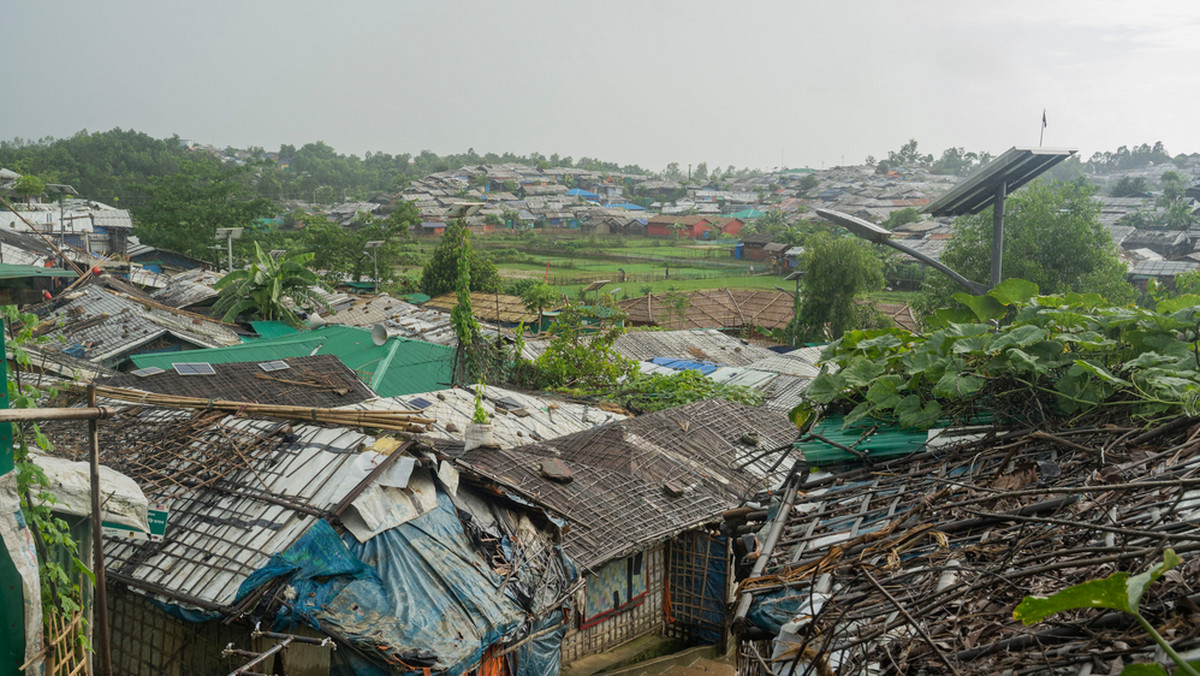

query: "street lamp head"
xmin=814 ymin=208 xmax=892 ymax=244
xmin=363 ymin=240 xmax=384 ymax=250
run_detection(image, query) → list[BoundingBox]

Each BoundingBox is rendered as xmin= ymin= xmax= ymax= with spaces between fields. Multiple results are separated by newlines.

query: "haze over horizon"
xmin=5 ymin=1 xmax=1197 ymax=172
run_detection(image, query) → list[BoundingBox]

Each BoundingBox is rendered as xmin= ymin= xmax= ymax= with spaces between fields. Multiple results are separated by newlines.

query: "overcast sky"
xmin=5 ymin=1 xmax=1197 ymax=172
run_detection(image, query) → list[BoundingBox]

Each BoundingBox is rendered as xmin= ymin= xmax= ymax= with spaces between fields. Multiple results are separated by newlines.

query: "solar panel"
xmin=407 ymin=397 xmax=434 ymax=410
xmin=173 ymin=363 xmax=216 ymax=376
xmin=258 ymin=360 xmax=291 ymax=372
xmin=131 ymin=367 xmax=165 ymax=378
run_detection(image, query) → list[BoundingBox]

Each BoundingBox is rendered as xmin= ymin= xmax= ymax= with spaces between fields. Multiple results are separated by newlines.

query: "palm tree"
xmin=212 ymin=243 xmax=329 ymax=327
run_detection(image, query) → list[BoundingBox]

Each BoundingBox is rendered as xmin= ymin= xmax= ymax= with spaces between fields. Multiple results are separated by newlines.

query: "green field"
xmin=401 ymin=232 xmax=915 ymax=304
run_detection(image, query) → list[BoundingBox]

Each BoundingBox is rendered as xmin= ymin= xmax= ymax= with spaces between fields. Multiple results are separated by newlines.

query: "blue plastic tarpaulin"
xmin=330 ymin=490 xmax=526 ymax=675
xmin=648 ymin=357 xmax=722 ymax=375
xmin=516 ymin=614 xmax=567 ymax=676
xmin=236 ymin=491 xmax=529 ymax=676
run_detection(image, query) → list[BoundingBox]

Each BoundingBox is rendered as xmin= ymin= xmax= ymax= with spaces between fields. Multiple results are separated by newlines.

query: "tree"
xmin=1160 ymin=170 xmax=1187 ymax=205
xmin=694 ymin=162 xmax=708 ymax=182
xmin=212 ymin=242 xmax=328 ymax=327
xmin=419 ymin=220 xmax=500 ymax=297
xmin=883 ymin=207 xmax=921 ymax=229
xmin=520 ymin=282 xmax=560 ymax=329
xmin=793 ymin=233 xmax=886 ymax=341
xmin=134 ymin=158 xmax=274 ymax=261
xmin=1161 ymin=200 xmax=1198 ymax=230
xmin=10 ymin=174 xmax=45 ymax=203
xmin=1110 ymin=175 xmax=1148 ymax=197
xmin=797 ymin=174 xmax=820 ymax=194
xmin=532 ymin=304 xmax=635 ymax=390
xmin=920 ymin=180 xmax=1135 ymax=312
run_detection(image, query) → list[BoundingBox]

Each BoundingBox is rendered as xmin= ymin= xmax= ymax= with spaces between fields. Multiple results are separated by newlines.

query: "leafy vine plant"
xmin=1015 ymin=550 xmax=1199 ymax=676
xmin=799 ymin=279 xmax=1200 ymax=431
xmin=4 ymin=304 xmax=93 ymax=655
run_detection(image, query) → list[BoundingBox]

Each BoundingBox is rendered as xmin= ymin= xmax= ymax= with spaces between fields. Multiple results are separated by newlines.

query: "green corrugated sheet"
xmin=128 ymin=326 xmax=454 ymax=398
xmin=402 ymin=292 xmax=431 ymax=305
xmin=249 ymin=321 xmax=301 ymax=339
xmin=798 ymin=415 xmax=929 ymax=465
xmin=0 ymin=263 xmax=77 ymax=279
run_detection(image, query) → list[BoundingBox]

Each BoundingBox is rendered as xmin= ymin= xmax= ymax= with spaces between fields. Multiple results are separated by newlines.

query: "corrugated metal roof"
xmin=526 ymin=329 xmax=777 ymax=367
xmin=923 ymin=147 xmax=1077 ymax=217
xmin=798 ymin=415 xmax=930 ymax=465
xmin=0 ymin=263 xmax=76 ymax=279
xmin=708 ymin=366 xmax=779 ymax=389
xmin=43 ymin=409 xmax=376 ymax=608
xmin=31 ymin=286 xmax=242 ymax=365
xmin=1128 ymin=259 xmax=1199 ymax=277
xmin=340 ymin=385 xmax=627 ymax=451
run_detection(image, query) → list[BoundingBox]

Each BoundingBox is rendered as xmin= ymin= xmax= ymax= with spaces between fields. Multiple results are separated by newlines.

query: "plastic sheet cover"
xmin=336 ymin=490 xmax=526 ymax=675
xmin=235 ymin=490 xmax=552 ymax=675
xmin=516 ymin=614 xmax=566 ymax=676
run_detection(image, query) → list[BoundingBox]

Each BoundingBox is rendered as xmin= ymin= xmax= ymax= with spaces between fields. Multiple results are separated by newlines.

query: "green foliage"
xmin=793 ymin=233 xmax=886 ymax=341
xmin=882 ymin=207 xmax=920 ymax=229
xmin=420 ymin=221 xmax=500 ymax=297
xmin=3 ymin=305 xmax=92 ymax=653
xmin=1087 ymin=142 xmax=1172 ymax=174
xmin=451 ymin=232 xmax=485 ymax=385
xmin=134 ymin=157 xmax=275 ymax=261
xmin=919 ymin=180 xmax=1136 ymax=314
xmin=10 ymin=174 xmax=45 ymax=202
xmin=568 ymin=369 xmax=764 ymax=414
xmin=212 ymin=243 xmax=327 ymax=327
xmin=471 ymin=383 xmax=491 ymax=424
xmin=804 ymin=284 xmax=1200 ymax=431
xmin=1111 ymin=175 xmax=1149 ymax=197
xmin=520 ymin=282 xmax=560 ymax=327
xmin=296 ymin=202 xmax=418 ymax=285
xmin=533 ymin=304 xmax=635 ymax=390
xmin=1014 ymin=550 xmax=1198 ymax=676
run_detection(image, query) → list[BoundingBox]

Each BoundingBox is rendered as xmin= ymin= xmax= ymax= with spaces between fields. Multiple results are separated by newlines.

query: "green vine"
xmin=801 ymin=279 xmax=1200 ymax=430
xmin=4 ymin=304 xmax=92 ymax=654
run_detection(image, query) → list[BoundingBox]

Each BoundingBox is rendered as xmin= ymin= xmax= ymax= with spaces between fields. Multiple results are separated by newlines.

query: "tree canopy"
xmin=793 ymin=233 xmax=886 ymax=341
xmin=419 ymin=221 xmax=500 ymax=297
xmin=133 ymin=157 xmax=274 ymax=261
xmin=919 ymin=180 xmax=1135 ymax=312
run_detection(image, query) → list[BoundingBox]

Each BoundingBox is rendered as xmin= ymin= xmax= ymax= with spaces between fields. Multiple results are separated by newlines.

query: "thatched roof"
xmin=425 ymin=291 xmax=545 ymax=324
xmin=618 ymin=288 xmax=795 ymax=331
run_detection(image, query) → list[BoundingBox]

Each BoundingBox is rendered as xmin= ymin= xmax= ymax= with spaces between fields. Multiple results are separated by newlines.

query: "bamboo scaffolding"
xmin=76 ymin=383 xmax=436 ymax=432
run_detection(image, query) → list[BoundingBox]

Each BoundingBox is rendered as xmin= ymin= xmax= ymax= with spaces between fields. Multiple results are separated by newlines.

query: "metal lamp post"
xmin=214 ymin=228 xmax=244 ymax=272
xmin=364 ymin=240 xmax=384 ymax=291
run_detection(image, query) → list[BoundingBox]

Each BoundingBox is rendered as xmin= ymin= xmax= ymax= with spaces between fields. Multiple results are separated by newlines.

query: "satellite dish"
xmin=308 ymin=313 xmax=327 ymax=329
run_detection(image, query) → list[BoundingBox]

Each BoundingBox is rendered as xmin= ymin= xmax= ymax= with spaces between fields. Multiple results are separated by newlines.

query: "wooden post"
xmin=87 ymin=384 xmax=112 ymax=676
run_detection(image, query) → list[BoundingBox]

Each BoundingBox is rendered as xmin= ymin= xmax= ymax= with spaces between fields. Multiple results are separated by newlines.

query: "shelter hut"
xmin=425 ymin=291 xmax=545 ymax=327
xmin=42 ymin=405 xmax=576 ymax=676
xmin=456 ymin=399 xmax=800 ymax=663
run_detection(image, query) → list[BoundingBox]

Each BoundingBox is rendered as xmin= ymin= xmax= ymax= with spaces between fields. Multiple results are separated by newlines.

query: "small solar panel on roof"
xmin=173 ymin=362 xmax=216 ymax=376
xmin=407 ymin=397 xmax=434 ymax=410
xmin=130 ymin=366 xmax=165 ymax=378
xmin=258 ymin=360 xmax=291 ymax=372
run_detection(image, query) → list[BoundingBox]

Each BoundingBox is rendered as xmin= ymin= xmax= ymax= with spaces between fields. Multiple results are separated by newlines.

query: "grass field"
xmin=402 ymin=233 xmax=916 ymax=304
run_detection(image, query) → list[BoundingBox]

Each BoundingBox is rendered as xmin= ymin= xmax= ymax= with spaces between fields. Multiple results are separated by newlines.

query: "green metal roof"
xmin=0 ymin=263 xmax=78 ymax=280
xmin=128 ymin=326 xmax=454 ymax=398
xmin=730 ymin=208 xmax=766 ymax=219
xmin=402 ymin=292 xmax=431 ymax=304
xmin=249 ymin=320 xmax=302 ymax=340
xmin=797 ymin=415 xmax=929 ymax=465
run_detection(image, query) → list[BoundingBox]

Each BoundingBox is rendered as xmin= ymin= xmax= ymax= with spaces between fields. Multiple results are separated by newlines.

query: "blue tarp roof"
xmin=566 ymin=188 xmax=600 ymax=198
xmin=649 ymin=356 xmax=723 ymax=375
xmin=603 ymin=202 xmax=646 ymax=211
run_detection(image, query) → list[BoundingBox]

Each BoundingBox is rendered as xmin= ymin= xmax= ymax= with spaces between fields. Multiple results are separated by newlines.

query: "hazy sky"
xmin=5 ymin=1 xmax=1197 ymax=172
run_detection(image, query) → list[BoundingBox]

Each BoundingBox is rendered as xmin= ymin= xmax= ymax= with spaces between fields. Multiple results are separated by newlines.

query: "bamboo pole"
xmin=88 ymin=385 xmax=112 ymax=676
xmin=77 ymin=384 xmax=436 ymax=432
